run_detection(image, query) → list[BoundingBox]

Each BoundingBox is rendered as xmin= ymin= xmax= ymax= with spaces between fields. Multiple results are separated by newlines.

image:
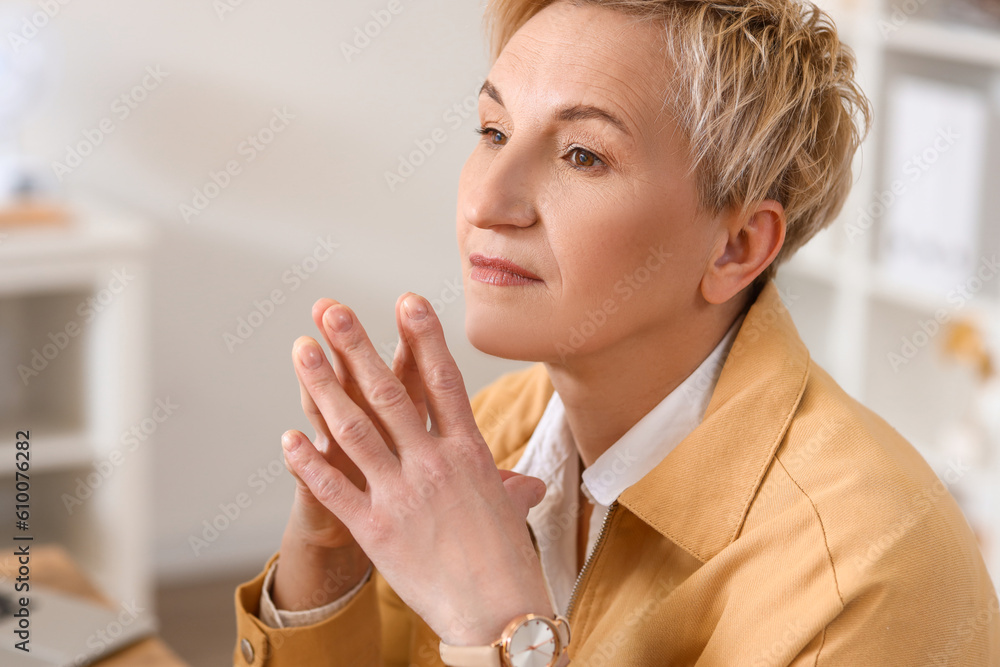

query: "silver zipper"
xmin=565 ymin=500 xmax=619 ymax=621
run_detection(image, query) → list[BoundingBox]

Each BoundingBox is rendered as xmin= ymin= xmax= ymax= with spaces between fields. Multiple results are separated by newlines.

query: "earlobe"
xmin=700 ymin=201 xmax=786 ymax=305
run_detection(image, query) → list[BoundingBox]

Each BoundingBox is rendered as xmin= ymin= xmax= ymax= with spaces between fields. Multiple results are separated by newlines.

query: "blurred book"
xmin=0 ymin=199 xmax=72 ymax=228
xmin=878 ymin=75 xmax=988 ymax=295
xmin=938 ymin=0 xmax=1000 ymax=29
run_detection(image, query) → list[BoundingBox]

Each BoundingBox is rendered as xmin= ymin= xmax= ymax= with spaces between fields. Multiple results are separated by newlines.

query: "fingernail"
xmin=281 ymin=431 xmax=300 ymax=452
xmin=324 ymin=307 xmax=353 ymax=333
xmin=299 ymin=341 xmax=322 ymax=369
xmin=403 ymin=295 xmax=427 ymax=320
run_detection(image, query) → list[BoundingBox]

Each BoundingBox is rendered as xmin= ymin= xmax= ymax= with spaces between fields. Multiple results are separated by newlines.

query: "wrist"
xmin=273 ymin=531 xmax=370 ymax=610
xmin=444 ymin=597 xmax=555 ymax=647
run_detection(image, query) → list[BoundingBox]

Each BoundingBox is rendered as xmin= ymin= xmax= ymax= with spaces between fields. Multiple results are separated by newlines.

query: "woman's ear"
xmin=700 ymin=200 xmax=786 ymax=305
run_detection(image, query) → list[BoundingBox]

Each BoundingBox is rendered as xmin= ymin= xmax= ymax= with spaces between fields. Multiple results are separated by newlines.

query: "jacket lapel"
xmin=617 ymin=280 xmax=810 ymax=562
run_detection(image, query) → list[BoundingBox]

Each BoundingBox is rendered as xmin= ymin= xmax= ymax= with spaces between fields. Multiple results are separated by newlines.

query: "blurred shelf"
xmin=785 ymin=248 xmax=999 ymax=321
xmin=0 ymin=197 xmax=154 ymax=608
xmin=868 ymin=265 xmax=999 ymax=320
xmin=0 ymin=201 xmax=153 ymax=265
xmin=885 ymin=19 xmax=1000 ymax=70
xmin=0 ymin=429 xmax=94 ymax=476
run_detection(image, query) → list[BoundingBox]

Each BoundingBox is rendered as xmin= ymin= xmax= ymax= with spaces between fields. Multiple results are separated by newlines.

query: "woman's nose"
xmin=462 ymin=141 xmax=542 ymax=231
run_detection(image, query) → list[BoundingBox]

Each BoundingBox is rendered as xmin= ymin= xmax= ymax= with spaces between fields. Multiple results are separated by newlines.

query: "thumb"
xmin=499 ymin=470 xmax=546 ymax=518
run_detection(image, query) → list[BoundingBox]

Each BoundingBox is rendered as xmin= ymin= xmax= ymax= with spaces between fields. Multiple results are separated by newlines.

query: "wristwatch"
xmin=439 ymin=613 xmax=571 ymax=667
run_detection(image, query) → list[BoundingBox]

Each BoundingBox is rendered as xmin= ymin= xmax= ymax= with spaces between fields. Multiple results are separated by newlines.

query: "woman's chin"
xmin=465 ymin=315 xmax=550 ymax=362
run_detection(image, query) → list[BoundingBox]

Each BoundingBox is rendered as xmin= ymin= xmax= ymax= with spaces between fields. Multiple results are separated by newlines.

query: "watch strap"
xmin=437 ymin=643 xmax=502 ymax=667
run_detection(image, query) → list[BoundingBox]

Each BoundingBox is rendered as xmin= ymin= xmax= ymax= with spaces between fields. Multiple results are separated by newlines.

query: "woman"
xmin=234 ymin=0 xmax=1000 ymax=664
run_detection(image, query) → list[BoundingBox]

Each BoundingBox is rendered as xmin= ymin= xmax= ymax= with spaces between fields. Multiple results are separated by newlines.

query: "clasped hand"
xmin=280 ymin=292 xmax=553 ymax=646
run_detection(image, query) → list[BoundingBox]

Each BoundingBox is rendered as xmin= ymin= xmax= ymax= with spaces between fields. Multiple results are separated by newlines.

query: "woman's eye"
xmin=568 ymin=147 xmax=601 ymax=169
xmin=475 ymin=126 xmax=506 ymax=145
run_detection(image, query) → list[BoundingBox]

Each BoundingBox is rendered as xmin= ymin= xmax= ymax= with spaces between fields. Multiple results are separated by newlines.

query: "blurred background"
xmin=0 ymin=0 xmax=997 ymax=664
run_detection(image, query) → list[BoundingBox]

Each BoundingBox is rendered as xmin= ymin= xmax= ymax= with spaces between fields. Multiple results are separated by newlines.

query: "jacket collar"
xmin=617 ymin=279 xmax=810 ymax=562
xmin=493 ymin=279 xmax=810 ymax=563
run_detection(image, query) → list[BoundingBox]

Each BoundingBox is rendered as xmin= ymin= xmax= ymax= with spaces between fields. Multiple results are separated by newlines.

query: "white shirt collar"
xmin=581 ymin=312 xmax=745 ymax=505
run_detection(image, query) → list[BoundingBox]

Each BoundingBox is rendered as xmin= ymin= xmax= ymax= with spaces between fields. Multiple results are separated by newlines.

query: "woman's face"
xmin=457 ymin=0 xmax=719 ymax=363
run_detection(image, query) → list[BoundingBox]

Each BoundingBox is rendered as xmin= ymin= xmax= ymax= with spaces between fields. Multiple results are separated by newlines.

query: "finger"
xmin=294 ymin=336 xmax=401 ymax=478
xmin=297 ymin=354 xmax=398 ymax=462
xmin=319 ymin=305 xmax=426 ymax=446
xmin=398 ymin=293 xmax=476 ymax=437
xmin=292 ymin=376 xmax=370 ymax=490
xmin=298 ymin=376 xmax=335 ymax=452
xmin=282 ymin=428 xmax=365 ymax=494
xmin=281 ymin=429 xmax=308 ymax=486
xmin=314 ymin=298 xmax=399 ymax=447
xmin=500 ymin=471 xmax=546 ymax=517
xmin=312 ymin=299 xmax=365 ymax=407
xmin=281 ymin=429 xmax=368 ymax=521
xmin=392 ymin=293 xmax=429 ymax=429
xmin=312 ymin=298 xmax=404 ymax=451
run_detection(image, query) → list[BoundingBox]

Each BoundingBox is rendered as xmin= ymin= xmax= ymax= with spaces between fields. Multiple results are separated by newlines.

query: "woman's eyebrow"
xmin=479 ymin=78 xmax=633 ymax=140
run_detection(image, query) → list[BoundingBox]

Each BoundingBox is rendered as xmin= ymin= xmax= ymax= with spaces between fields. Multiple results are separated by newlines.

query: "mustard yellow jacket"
xmin=234 ymin=280 xmax=1000 ymax=666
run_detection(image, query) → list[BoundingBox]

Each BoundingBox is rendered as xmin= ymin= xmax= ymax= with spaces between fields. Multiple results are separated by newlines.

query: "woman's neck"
xmin=544 ymin=299 xmax=746 ymax=467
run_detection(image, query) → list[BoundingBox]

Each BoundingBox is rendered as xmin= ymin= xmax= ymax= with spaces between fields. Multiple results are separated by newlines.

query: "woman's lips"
xmin=469 ymin=253 xmax=542 ymax=286
xmin=471 ymin=266 xmax=540 ymax=286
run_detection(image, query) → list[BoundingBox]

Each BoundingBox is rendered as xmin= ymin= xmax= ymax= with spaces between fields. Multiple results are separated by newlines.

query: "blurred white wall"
xmin=18 ymin=0 xmax=531 ymax=580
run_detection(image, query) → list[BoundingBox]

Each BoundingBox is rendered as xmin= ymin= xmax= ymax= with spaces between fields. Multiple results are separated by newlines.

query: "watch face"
xmin=506 ymin=617 xmax=558 ymax=667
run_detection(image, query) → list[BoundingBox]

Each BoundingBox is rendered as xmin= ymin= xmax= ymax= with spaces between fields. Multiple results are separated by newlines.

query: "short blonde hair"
xmin=483 ymin=0 xmax=873 ymax=290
